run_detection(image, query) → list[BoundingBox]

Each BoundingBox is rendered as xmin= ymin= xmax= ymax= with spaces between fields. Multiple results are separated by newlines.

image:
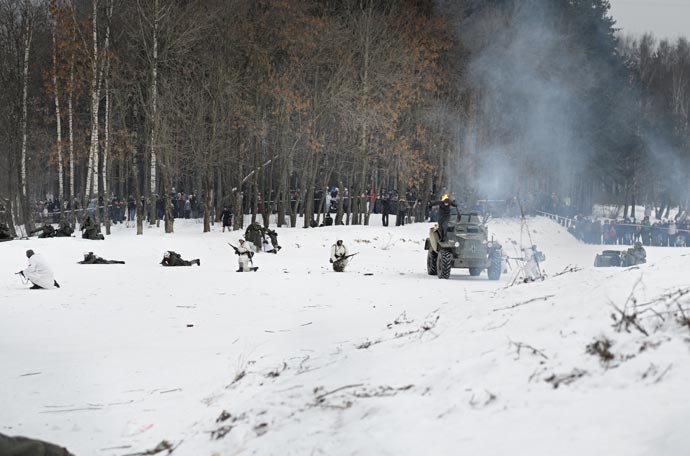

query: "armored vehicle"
xmin=594 ymin=243 xmax=646 ymax=268
xmin=594 ymin=250 xmax=622 ymax=267
xmin=424 ymin=212 xmax=502 ymax=280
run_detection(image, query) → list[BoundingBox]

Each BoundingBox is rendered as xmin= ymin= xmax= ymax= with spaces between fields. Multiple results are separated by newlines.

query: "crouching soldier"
xmin=79 ymin=252 xmax=125 ymax=264
xmin=160 ymin=250 xmax=200 ymax=266
xmin=330 ymin=240 xmax=351 ymax=272
xmin=18 ymin=249 xmax=60 ymax=289
xmin=30 ymin=224 xmax=56 ymax=238
xmin=81 ymin=216 xmax=104 ymax=240
xmin=263 ymin=228 xmax=282 ymax=253
xmin=235 ymin=239 xmax=258 ymax=272
xmin=55 ymin=221 xmax=74 ymax=237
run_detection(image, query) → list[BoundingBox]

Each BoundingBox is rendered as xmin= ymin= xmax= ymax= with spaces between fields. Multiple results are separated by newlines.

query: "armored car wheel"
xmin=469 ymin=267 xmax=482 ymax=276
xmin=427 ymin=249 xmax=438 ymax=275
xmin=437 ymin=249 xmax=452 ymax=279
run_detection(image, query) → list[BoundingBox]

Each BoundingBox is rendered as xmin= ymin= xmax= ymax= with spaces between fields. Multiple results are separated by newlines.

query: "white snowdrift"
xmin=1 ymin=216 xmax=689 ymax=456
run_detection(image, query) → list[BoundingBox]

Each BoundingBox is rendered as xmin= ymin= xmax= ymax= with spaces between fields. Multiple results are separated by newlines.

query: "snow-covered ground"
xmin=1 ymin=216 xmax=689 ymax=456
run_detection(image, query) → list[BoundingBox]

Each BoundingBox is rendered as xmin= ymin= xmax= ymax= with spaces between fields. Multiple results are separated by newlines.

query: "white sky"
xmin=609 ymin=0 xmax=690 ymax=40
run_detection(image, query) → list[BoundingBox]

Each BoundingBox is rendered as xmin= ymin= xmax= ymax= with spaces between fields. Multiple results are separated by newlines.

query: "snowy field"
xmin=1 ymin=216 xmax=689 ymax=456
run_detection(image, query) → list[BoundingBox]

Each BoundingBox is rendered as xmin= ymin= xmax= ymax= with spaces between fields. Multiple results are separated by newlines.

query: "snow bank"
xmin=1 ymin=216 xmax=688 ymax=455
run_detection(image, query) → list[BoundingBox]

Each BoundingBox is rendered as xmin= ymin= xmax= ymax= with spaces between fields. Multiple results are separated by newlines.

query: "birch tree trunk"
xmin=358 ymin=1 xmax=371 ymax=226
xmin=51 ymin=18 xmax=64 ymax=218
xmin=20 ymin=1 xmax=33 ymax=201
xmin=68 ymin=36 xmax=75 ymax=221
xmin=84 ymin=0 xmax=99 ymax=204
xmin=102 ymin=0 xmax=113 ymax=234
xmin=149 ymin=0 xmax=159 ymax=224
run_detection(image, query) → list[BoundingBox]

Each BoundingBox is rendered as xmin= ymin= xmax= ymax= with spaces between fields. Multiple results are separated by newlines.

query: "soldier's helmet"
xmin=441 ymin=194 xmax=449 ymax=202
xmin=239 ymin=239 xmax=246 ymax=243
xmin=635 ymin=241 xmax=643 ymax=248
xmin=337 ymin=240 xmax=343 ymax=246
xmin=164 ymin=251 xmax=171 ymax=258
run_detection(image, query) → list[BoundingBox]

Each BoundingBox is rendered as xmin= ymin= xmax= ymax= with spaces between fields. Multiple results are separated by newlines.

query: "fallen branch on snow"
xmin=493 ymin=295 xmax=555 ymax=312
xmin=386 ymin=311 xmax=414 ymax=328
xmin=353 ymin=384 xmax=413 ymax=398
xmin=225 ymin=370 xmax=246 ymax=388
xmin=314 ymin=384 xmax=364 ymax=404
xmin=122 ymin=440 xmax=177 ymax=456
xmin=509 ymin=339 xmax=548 ymax=360
xmin=552 ymin=265 xmax=582 ymax=277
xmin=610 ymin=276 xmax=648 ymax=336
xmin=313 ymin=383 xmax=413 ymax=408
xmin=355 ymin=339 xmax=382 ymax=349
xmin=544 ymin=368 xmax=587 ymax=389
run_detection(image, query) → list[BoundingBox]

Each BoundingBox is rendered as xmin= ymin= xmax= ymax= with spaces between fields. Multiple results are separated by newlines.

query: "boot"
xmin=236 ymin=268 xmax=243 ymax=272
xmin=54 ymin=280 xmax=60 ymax=288
xmin=194 ymin=259 xmax=201 ymax=266
xmin=251 ymin=267 xmax=259 ymax=272
xmin=30 ymin=284 xmax=42 ymax=290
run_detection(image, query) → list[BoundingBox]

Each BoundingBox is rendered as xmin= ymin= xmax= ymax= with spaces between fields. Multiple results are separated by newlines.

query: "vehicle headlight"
xmin=454 ymin=241 xmax=460 ymax=247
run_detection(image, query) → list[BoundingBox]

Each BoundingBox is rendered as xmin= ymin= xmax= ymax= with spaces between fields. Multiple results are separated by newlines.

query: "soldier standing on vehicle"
xmin=429 ymin=194 xmax=457 ymax=242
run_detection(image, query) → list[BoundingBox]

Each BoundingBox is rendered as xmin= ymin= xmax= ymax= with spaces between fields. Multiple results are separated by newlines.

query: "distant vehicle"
xmin=594 ymin=243 xmax=646 ymax=268
xmin=594 ymin=250 xmax=622 ymax=267
xmin=424 ymin=212 xmax=502 ymax=280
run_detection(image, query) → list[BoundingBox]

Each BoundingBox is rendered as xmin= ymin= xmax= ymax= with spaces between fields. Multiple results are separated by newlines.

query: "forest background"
xmin=1 ymin=0 xmax=689 ymax=235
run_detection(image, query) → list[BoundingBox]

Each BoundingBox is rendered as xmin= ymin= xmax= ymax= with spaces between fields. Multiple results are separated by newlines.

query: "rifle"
xmin=334 ymin=252 xmax=358 ymax=264
xmin=228 ymin=243 xmax=254 ymax=263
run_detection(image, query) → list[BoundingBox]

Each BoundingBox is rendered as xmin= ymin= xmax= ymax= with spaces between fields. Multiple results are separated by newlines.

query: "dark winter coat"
xmin=382 ymin=199 xmax=391 ymax=215
xmin=79 ymin=253 xmax=125 ymax=264
xmin=56 ymin=222 xmax=74 ymax=237
xmin=81 ymin=216 xmax=104 ymax=240
xmin=245 ymin=222 xmax=264 ymax=250
xmin=221 ymin=209 xmax=232 ymax=226
xmin=160 ymin=251 xmax=195 ymax=266
xmin=429 ymin=200 xmax=457 ymax=224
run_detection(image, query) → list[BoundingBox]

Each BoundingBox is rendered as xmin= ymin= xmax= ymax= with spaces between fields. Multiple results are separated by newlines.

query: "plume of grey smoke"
xmin=431 ymin=0 xmax=625 ymax=214
xmin=460 ymin=1 xmax=600 ymax=201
